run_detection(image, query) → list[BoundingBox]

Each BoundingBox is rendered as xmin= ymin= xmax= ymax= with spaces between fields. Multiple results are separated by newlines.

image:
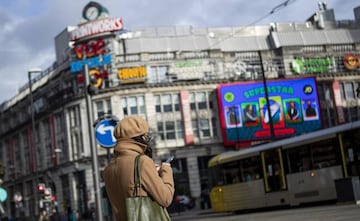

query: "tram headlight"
xmin=310 ymin=171 xmax=315 ymax=177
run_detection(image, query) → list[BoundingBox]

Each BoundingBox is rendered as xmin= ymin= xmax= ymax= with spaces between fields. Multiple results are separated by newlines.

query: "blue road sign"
xmin=0 ymin=187 xmax=7 ymax=202
xmin=95 ymin=118 xmax=117 ymax=148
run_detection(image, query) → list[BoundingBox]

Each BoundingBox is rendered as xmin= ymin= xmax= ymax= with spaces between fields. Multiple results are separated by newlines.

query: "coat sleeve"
xmin=140 ymin=156 xmax=175 ymax=207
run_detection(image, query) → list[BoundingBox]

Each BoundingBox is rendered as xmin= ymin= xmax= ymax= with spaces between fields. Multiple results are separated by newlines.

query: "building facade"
xmin=0 ymin=2 xmax=360 ymax=219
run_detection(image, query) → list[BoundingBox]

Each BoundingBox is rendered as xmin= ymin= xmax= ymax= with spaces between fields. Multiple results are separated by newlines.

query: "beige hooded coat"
xmin=103 ymin=116 xmax=175 ymax=221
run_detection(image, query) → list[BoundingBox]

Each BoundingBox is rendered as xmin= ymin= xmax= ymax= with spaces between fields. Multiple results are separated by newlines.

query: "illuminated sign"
xmin=70 ymin=17 xmax=123 ymax=41
xmin=292 ymin=57 xmax=333 ymax=74
xmin=70 ymin=54 xmax=112 ymax=72
xmin=117 ymin=66 xmax=147 ymax=83
xmin=218 ymin=77 xmax=322 ymax=146
xmin=73 ymin=39 xmax=107 ymax=59
xmin=70 ymin=38 xmax=111 ymax=73
xmin=343 ymin=53 xmax=360 ymax=71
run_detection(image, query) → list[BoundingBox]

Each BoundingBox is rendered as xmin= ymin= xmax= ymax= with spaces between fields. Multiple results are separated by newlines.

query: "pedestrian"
xmin=50 ymin=208 xmax=61 ymax=221
xmin=59 ymin=210 xmax=68 ymax=221
xmin=103 ymin=116 xmax=175 ymax=221
xmin=38 ymin=209 xmax=50 ymax=221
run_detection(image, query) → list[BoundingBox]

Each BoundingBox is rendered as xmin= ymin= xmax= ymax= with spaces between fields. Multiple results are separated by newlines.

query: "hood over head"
xmin=114 ymin=116 xmax=149 ymax=140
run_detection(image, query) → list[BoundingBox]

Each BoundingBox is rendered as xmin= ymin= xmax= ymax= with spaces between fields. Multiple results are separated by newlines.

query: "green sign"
xmin=292 ymin=57 xmax=333 ymax=74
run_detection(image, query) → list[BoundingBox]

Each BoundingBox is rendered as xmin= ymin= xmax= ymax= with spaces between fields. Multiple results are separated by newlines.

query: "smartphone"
xmin=165 ymin=155 xmax=175 ymax=163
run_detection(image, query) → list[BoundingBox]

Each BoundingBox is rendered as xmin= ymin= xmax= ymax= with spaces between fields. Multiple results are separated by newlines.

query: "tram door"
xmin=261 ymin=148 xmax=287 ymax=192
xmin=341 ymin=129 xmax=360 ymax=177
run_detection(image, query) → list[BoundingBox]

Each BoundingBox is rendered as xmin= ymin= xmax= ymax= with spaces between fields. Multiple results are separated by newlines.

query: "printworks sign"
xmin=70 ymin=17 xmax=123 ymax=41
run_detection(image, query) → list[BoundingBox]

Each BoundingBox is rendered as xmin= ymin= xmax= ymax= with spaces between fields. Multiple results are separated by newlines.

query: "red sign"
xmin=180 ymin=91 xmax=194 ymax=145
xmin=73 ymin=39 xmax=106 ymax=59
xmin=332 ymin=81 xmax=345 ymax=124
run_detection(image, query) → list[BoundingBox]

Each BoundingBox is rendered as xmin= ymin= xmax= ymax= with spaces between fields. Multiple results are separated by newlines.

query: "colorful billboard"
xmin=217 ymin=77 xmax=322 ymax=146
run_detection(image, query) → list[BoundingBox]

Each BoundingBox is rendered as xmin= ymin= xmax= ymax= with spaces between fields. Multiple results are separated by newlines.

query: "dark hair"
xmin=132 ymin=134 xmax=153 ymax=158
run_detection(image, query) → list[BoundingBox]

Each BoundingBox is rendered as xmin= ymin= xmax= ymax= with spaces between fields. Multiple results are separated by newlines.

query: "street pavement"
xmin=170 ymin=203 xmax=360 ymax=221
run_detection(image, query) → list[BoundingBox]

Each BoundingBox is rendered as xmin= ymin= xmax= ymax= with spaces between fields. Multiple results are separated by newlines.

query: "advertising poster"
xmin=217 ymin=77 xmax=321 ymax=146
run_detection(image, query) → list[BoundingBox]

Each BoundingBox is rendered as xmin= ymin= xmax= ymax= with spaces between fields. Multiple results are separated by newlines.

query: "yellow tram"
xmin=208 ymin=121 xmax=360 ymax=212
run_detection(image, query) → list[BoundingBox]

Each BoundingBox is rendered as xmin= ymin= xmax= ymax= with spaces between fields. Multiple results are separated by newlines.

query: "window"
xmin=190 ymin=93 xmax=196 ymax=110
xmin=286 ymin=138 xmax=340 ymax=173
xmin=155 ymin=96 xmax=161 ymax=113
xmin=148 ymin=66 xmax=168 ymax=83
xmin=216 ymin=156 xmax=262 ymax=185
xmin=200 ymin=119 xmax=210 ymax=137
xmin=345 ymin=82 xmax=355 ymax=99
xmin=197 ymin=92 xmax=207 ymax=109
xmin=177 ymin=120 xmax=184 ymax=139
xmin=192 ymin=118 xmax=216 ymax=139
xmin=155 ymin=94 xmax=180 ymax=113
xmin=96 ymin=99 xmax=112 ymax=118
xmin=162 ymin=95 xmax=172 ymax=112
xmin=165 ymin=121 xmax=175 ymax=139
xmin=157 ymin=120 xmax=183 ymax=141
xmin=189 ymin=91 xmax=213 ymax=110
xmin=192 ymin=119 xmax=199 ymax=138
xmin=122 ymin=96 xmax=145 ymax=117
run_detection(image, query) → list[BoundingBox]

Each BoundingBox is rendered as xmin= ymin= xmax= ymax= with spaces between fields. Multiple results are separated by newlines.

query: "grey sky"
xmin=0 ymin=0 xmax=359 ymax=105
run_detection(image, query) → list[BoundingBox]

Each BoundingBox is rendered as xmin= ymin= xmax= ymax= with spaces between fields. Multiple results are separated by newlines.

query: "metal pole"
xmin=259 ymin=52 xmax=275 ymax=140
xmin=84 ymin=63 xmax=103 ymax=221
xmin=28 ymin=70 xmax=40 ymax=216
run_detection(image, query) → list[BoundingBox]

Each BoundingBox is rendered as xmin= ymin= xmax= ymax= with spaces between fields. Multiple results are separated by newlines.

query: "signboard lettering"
xmin=70 ymin=54 xmax=112 ymax=72
xmin=70 ymin=18 xmax=123 ymax=41
xmin=292 ymin=57 xmax=333 ymax=74
xmin=74 ymin=39 xmax=106 ymax=59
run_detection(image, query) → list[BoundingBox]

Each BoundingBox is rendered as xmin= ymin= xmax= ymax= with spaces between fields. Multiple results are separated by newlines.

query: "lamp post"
xmin=84 ymin=63 xmax=103 ymax=221
xmin=28 ymin=68 xmax=42 ymax=216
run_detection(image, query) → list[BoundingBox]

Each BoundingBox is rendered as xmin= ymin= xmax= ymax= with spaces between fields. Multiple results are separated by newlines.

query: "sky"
xmin=0 ymin=0 xmax=359 ymax=105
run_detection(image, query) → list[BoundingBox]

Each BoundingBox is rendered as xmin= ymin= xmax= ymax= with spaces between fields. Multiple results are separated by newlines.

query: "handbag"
xmin=125 ymin=154 xmax=168 ymax=221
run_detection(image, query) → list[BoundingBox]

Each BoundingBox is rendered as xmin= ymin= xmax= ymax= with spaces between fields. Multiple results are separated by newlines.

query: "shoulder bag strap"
xmin=133 ymin=154 xmax=143 ymax=196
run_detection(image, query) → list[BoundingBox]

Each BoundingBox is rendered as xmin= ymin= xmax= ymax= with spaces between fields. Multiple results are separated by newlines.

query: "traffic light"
xmin=37 ymin=183 xmax=45 ymax=194
xmin=87 ymin=70 xmax=100 ymax=96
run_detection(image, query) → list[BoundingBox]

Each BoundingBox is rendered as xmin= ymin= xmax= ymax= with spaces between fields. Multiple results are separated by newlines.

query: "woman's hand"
xmin=155 ymin=164 xmax=161 ymax=172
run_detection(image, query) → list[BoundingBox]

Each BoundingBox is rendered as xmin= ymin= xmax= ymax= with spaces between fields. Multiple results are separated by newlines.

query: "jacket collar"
xmin=113 ymin=138 xmax=146 ymax=154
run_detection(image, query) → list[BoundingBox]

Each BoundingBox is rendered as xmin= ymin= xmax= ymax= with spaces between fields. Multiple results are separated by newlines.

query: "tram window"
xmin=286 ymin=146 xmax=312 ymax=173
xmin=310 ymin=139 xmax=339 ymax=169
xmin=286 ymin=138 xmax=340 ymax=173
xmin=239 ymin=156 xmax=262 ymax=182
xmin=221 ymin=161 xmax=240 ymax=185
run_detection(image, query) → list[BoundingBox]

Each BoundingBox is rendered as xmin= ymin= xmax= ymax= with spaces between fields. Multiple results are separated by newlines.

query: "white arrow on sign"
xmin=96 ymin=124 xmax=116 ymax=142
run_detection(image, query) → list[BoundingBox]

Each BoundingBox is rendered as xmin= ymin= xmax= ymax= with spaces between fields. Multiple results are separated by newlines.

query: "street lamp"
xmin=28 ymin=68 xmax=42 ymax=216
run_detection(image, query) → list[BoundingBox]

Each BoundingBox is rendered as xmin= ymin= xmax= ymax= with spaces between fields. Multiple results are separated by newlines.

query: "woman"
xmin=103 ymin=116 xmax=175 ymax=221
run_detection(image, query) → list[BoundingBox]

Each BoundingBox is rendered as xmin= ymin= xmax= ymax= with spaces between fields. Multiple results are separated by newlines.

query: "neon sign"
xmin=70 ymin=54 xmax=112 ymax=72
xmin=218 ymin=77 xmax=321 ymax=146
xmin=292 ymin=57 xmax=333 ymax=74
xmin=343 ymin=53 xmax=360 ymax=71
xmin=70 ymin=39 xmax=112 ymax=73
xmin=73 ymin=39 xmax=106 ymax=59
